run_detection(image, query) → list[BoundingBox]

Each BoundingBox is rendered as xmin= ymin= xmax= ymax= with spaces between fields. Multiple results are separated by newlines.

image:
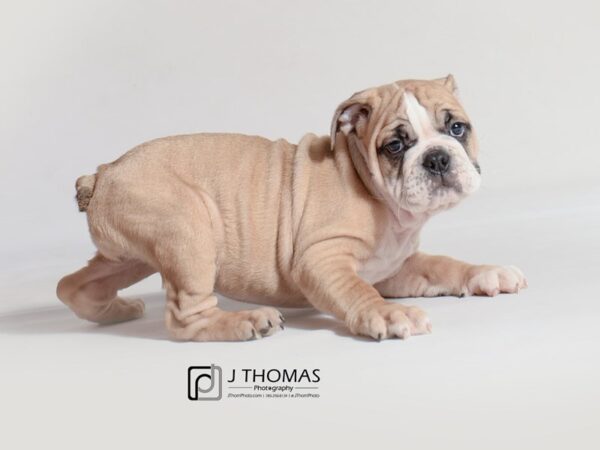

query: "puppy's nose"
xmin=422 ymin=149 xmax=450 ymax=175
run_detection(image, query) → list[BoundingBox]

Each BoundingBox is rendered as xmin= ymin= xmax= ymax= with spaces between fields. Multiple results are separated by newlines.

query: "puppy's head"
xmin=331 ymin=76 xmax=481 ymax=216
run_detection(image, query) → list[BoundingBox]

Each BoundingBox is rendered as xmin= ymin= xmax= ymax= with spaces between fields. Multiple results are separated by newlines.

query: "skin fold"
xmin=56 ymin=76 xmax=527 ymax=341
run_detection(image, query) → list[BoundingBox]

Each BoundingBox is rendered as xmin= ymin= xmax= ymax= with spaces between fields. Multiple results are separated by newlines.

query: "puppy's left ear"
xmin=330 ymin=96 xmax=371 ymax=150
xmin=434 ymin=74 xmax=458 ymax=94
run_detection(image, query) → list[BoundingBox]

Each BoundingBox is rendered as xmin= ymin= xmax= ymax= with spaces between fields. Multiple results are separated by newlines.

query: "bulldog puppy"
xmin=57 ymin=76 xmax=527 ymax=341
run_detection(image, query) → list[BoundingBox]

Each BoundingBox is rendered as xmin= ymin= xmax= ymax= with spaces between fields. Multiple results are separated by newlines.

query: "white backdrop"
xmin=2 ymin=0 xmax=599 ymax=256
xmin=1 ymin=1 xmax=599 ymax=449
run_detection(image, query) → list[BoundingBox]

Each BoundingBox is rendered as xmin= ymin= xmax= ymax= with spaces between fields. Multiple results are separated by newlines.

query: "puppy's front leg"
xmin=375 ymin=252 xmax=527 ymax=298
xmin=294 ymin=244 xmax=431 ymax=340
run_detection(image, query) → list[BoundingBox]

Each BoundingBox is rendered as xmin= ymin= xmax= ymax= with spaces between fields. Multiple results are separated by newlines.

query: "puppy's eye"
xmin=450 ymin=122 xmax=467 ymax=138
xmin=384 ymin=139 xmax=404 ymax=154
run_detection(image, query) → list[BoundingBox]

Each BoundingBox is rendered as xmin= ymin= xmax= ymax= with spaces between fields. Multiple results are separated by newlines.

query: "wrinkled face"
xmin=332 ymin=76 xmax=481 ymax=216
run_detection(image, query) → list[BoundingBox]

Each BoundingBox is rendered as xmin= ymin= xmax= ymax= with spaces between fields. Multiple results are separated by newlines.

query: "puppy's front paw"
xmin=465 ymin=265 xmax=527 ymax=297
xmin=348 ymin=302 xmax=431 ymax=341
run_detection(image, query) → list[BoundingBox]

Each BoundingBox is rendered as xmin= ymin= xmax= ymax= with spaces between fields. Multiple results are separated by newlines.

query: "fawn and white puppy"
xmin=57 ymin=76 xmax=526 ymax=341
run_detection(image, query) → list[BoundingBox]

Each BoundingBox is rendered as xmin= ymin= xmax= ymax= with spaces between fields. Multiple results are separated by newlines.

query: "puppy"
xmin=57 ymin=75 xmax=526 ymax=341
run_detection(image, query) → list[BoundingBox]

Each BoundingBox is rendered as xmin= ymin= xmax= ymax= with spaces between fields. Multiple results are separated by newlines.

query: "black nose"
xmin=422 ymin=149 xmax=451 ymax=175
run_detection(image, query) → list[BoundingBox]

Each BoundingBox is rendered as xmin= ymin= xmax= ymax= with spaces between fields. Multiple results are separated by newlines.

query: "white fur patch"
xmin=338 ymin=104 xmax=363 ymax=136
xmin=358 ymin=221 xmax=421 ymax=285
xmin=403 ymin=92 xmax=436 ymax=139
xmin=340 ymin=123 xmax=353 ymax=135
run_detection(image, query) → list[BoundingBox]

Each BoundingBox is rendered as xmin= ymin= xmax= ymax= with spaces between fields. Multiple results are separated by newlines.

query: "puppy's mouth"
xmin=431 ymin=173 xmax=463 ymax=194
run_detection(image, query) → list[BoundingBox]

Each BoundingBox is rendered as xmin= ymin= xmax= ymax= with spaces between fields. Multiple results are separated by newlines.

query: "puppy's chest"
xmin=357 ymin=227 xmax=418 ymax=285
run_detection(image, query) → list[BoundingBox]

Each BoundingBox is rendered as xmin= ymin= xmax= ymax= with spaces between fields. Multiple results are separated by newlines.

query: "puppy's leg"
xmin=56 ymin=254 xmax=155 ymax=323
xmin=375 ymin=252 xmax=527 ymax=298
xmin=293 ymin=243 xmax=431 ymax=340
xmin=160 ymin=211 xmax=283 ymax=342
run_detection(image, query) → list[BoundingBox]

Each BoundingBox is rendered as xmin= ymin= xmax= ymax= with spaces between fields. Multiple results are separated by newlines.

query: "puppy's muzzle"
xmin=422 ymin=148 xmax=451 ymax=175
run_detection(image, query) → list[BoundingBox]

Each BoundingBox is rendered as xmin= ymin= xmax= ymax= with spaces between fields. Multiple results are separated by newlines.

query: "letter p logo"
xmin=188 ymin=365 xmax=222 ymax=401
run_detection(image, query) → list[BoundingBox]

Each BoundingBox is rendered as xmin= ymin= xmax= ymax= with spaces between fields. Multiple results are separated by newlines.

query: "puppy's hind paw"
xmin=95 ymin=297 xmax=145 ymax=324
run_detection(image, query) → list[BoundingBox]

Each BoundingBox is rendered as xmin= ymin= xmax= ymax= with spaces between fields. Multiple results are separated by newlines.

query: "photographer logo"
xmin=187 ymin=364 xmax=321 ymax=401
xmin=188 ymin=365 xmax=222 ymax=401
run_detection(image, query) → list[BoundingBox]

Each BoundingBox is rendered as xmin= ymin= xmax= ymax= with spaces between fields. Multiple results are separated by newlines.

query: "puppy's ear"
xmin=330 ymin=96 xmax=371 ymax=150
xmin=434 ymin=74 xmax=458 ymax=94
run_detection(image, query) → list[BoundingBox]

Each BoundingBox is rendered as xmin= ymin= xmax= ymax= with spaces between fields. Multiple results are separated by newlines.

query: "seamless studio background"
xmin=1 ymin=1 xmax=599 ymax=449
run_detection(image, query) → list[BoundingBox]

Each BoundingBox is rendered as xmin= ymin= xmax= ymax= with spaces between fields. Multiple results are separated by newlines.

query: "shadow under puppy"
xmin=57 ymin=75 xmax=527 ymax=341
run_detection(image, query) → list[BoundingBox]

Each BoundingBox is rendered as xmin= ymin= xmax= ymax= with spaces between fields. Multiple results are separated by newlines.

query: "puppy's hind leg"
xmin=57 ymin=254 xmax=155 ymax=323
xmin=160 ymin=204 xmax=283 ymax=342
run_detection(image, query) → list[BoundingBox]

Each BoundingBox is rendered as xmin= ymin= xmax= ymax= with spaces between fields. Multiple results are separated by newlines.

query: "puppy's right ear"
xmin=330 ymin=95 xmax=371 ymax=150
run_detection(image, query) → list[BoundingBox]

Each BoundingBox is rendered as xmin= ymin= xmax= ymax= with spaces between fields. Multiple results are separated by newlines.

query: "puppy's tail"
xmin=75 ymin=174 xmax=96 ymax=212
